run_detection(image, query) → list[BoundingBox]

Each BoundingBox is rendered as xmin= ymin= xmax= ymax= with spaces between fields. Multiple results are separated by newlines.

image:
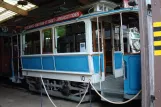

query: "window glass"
xmin=55 ymin=22 xmax=86 ymax=53
xmin=23 ymin=31 xmax=40 ymax=55
xmin=92 ymin=21 xmax=103 ymax=52
xmin=124 ymin=38 xmax=128 ymax=53
xmin=114 ymin=25 xmax=132 ymax=53
xmin=114 ymin=26 xmax=121 ymax=51
xmin=42 ymin=28 xmax=53 ymax=53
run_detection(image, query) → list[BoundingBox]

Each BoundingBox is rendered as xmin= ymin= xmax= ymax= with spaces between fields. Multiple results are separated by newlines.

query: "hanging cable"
xmin=89 ymin=81 xmax=141 ymax=105
xmin=41 ymin=74 xmax=141 ymax=106
xmin=88 ymin=6 xmax=94 ymax=14
xmin=76 ymin=83 xmax=89 ymax=107
xmin=89 ymin=12 xmax=142 ymax=105
xmin=40 ymin=75 xmax=58 ymax=107
xmin=40 ymin=79 xmax=43 ymax=107
xmin=40 ymin=75 xmax=89 ymax=107
xmin=89 ymin=84 xmax=92 ymax=107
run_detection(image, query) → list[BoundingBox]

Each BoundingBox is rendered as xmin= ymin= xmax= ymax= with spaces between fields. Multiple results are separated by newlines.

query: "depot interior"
xmin=0 ymin=0 xmax=141 ymax=107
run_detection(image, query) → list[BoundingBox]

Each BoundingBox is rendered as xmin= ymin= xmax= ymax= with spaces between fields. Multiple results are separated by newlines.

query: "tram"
xmin=0 ymin=29 xmax=20 ymax=83
xmin=20 ymin=1 xmax=141 ymax=102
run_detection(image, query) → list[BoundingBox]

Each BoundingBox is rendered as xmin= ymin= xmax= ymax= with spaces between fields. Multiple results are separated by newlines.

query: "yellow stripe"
xmin=153 ymin=22 xmax=161 ymax=27
xmin=154 ymin=41 xmax=161 ymax=46
xmin=154 ymin=50 xmax=161 ymax=56
xmin=154 ymin=31 xmax=161 ymax=37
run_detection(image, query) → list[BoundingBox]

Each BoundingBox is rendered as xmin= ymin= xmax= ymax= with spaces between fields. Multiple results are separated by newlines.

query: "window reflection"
xmin=55 ymin=22 xmax=86 ymax=53
xmin=42 ymin=28 xmax=53 ymax=54
xmin=23 ymin=31 xmax=40 ymax=55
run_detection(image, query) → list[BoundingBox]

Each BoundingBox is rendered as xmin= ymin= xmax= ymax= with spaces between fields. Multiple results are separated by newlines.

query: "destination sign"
xmin=24 ymin=11 xmax=82 ymax=30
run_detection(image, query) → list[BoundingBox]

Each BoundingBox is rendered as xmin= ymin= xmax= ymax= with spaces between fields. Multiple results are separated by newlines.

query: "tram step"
xmin=93 ymin=75 xmax=124 ymax=92
xmin=101 ymin=88 xmax=124 ymax=95
xmin=101 ymin=91 xmax=124 ymax=102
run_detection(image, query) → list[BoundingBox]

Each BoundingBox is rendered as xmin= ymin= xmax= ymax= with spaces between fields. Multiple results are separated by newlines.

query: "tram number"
xmin=81 ymin=76 xmax=85 ymax=81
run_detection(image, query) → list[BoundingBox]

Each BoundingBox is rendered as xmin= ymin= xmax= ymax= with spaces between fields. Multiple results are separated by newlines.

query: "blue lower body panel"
xmin=42 ymin=56 xmax=55 ymax=70
xmin=124 ymin=54 xmax=141 ymax=95
xmin=92 ymin=54 xmax=104 ymax=73
xmin=22 ymin=57 xmax=42 ymax=69
xmin=54 ymin=56 xmax=89 ymax=72
xmin=21 ymin=55 xmax=90 ymax=73
xmin=114 ymin=52 xmax=123 ymax=69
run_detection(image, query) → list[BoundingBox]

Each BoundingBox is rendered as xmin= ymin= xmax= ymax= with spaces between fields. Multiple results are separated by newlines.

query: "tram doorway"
xmin=92 ymin=20 xmax=113 ymax=77
xmin=91 ymin=11 xmax=141 ymax=101
xmin=91 ymin=12 xmax=139 ymax=78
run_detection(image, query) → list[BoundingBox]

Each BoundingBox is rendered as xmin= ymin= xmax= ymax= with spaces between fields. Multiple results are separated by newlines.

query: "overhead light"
xmin=0 ymin=7 xmax=6 ymax=13
xmin=3 ymin=0 xmax=37 ymax=11
xmin=0 ymin=10 xmax=17 ymax=22
xmin=17 ymin=0 xmax=28 ymax=6
xmin=0 ymin=0 xmax=37 ymax=23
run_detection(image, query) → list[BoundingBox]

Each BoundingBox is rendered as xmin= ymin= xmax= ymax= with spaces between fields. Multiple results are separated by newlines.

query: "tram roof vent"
xmin=93 ymin=0 xmax=117 ymax=12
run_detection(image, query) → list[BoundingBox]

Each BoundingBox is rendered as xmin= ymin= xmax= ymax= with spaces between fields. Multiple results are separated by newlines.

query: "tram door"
xmin=0 ymin=37 xmax=11 ymax=76
xmin=112 ymin=26 xmax=123 ymax=78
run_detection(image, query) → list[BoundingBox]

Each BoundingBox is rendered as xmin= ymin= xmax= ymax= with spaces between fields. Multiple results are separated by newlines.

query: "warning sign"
xmin=153 ymin=22 xmax=161 ymax=56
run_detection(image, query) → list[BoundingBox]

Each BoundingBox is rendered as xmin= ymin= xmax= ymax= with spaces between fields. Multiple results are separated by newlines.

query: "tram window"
xmin=114 ymin=25 xmax=130 ymax=52
xmin=55 ymin=22 xmax=86 ymax=53
xmin=23 ymin=31 xmax=40 ymax=55
xmin=124 ymin=38 xmax=128 ymax=53
xmin=42 ymin=28 xmax=53 ymax=54
xmin=114 ymin=26 xmax=121 ymax=51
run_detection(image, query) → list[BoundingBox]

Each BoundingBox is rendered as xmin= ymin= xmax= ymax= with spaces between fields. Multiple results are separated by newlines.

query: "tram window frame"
xmin=54 ymin=21 xmax=86 ymax=53
xmin=92 ymin=21 xmax=103 ymax=52
xmin=42 ymin=28 xmax=53 ymax=54
xmin=22 ymin=31 xmax=41 ymax=55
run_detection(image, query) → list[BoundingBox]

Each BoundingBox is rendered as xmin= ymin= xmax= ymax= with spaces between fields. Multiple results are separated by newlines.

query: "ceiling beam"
xmin=78 ymin=0 xmax=90 ymax=5
xmin=0 ymin=0 xmax=28 ymax=16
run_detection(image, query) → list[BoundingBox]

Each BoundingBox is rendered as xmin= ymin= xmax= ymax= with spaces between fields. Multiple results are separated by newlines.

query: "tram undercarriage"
xmin=26 ymin=77 xmax=94 ymax=102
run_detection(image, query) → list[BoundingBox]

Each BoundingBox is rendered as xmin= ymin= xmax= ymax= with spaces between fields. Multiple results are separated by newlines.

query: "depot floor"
xmin=0 ymin=85 xmax=141 ymax=107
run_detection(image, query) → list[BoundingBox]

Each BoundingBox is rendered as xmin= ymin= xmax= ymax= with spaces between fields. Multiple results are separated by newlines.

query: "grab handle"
xmin=124 ymin=60 xmax=127 ymax=80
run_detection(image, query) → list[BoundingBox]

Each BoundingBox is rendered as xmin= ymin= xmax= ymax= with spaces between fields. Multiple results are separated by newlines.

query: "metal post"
xmin=138 ymin=0 xmax=153 ymax=107
xmin=16 ymin=32 xmax=21 ymax=83
xmin=111 ymin=23 xmax=115 ymax=75
xmin=120 ymin=12 xmax=124 ymax=53
xmin=151 ymin=0 xmax=161 ymax=107
xmin=10 ymin=35 xmax=16 ymax=83
xmin=96 ymin=17 xmax=102 ymax=89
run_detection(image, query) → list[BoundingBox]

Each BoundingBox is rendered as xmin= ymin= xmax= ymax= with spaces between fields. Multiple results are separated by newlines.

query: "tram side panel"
xmin=21 ymin=20 xmax=104 ymax=83
xmin=20 ymin=20 xmax=104 ymax=101
xmin=124 ymin=54 xmax=141 ymax=98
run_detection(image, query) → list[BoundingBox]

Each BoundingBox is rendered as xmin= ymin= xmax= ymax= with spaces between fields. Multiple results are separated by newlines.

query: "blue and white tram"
xmin=20 ymin=8 xmax=141 ymax=102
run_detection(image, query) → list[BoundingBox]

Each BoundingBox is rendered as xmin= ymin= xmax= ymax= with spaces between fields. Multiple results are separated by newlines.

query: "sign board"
xmin=25 ymin=11 xmax=82 ymax=30
xmin=80 ymin=42 xmax=86 ymax=52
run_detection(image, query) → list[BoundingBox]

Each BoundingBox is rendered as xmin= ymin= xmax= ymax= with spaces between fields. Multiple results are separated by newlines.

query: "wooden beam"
xmin=139 ymin=0 xmax=153 ymax=107
xmin=151 ymin=0 xmax=161 ymax=107
xmin=0 ymin=0 xmax=28 ymax=16
xmin=78 ymin=0 xmax=90 ymax=5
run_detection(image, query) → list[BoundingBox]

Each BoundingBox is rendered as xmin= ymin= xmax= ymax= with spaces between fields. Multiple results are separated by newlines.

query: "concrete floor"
xmin=0 ymin=85 xmax=141 ymax=107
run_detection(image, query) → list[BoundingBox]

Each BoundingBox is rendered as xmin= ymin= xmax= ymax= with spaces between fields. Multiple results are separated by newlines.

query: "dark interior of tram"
xmin=91 ymin=12 xmax=139 ymax=76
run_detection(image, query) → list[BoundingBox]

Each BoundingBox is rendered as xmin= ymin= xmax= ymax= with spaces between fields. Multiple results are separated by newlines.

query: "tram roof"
xmin=78 ymin=8 xmax=139 ymax=20
xmin=23 ymin=8 xmax=139 ymax=32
